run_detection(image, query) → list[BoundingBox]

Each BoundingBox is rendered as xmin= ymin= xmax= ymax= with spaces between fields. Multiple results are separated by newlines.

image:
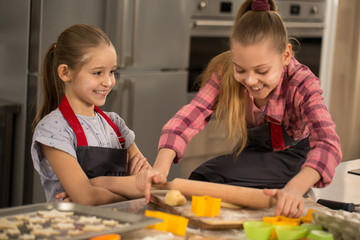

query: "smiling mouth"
xmin=94 ymin=90 xmax=107 ymax=94
xmin=251 ymin=84 xmax=264 ymax=91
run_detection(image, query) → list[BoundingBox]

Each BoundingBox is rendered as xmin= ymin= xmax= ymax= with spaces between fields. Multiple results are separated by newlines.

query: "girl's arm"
xmin=135 ymin=148 xmax=176 ymax=202
xmin=42 ymin=145 xmax=127 ymax=205
xmin=136 ymin=73 xmax=221 ymax=202
xmin=263 ymin=167 xmax=321 ymax=217
xmin=126 ymin=142 xmax=150 ymax=175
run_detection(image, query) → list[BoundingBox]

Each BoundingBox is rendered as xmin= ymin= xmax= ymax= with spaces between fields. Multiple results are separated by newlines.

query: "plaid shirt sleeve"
xmin=286 ymin=60 xmax=342 ymax=187
xmin=158 ymin=72 xmax=221 ymax=163
xmin=298 ymin=80 xmax=342 ymax=187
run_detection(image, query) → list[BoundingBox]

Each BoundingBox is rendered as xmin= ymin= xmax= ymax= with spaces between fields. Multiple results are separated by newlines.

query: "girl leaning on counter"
xmin=31 ymin=24 xmax=149 ymax=205
xmin=136 ymin=0 xmax=342 ymax=217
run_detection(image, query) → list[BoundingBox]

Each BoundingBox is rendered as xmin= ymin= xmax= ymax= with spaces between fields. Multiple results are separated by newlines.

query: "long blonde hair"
xmin=33 ymin=24 xmax=113 ymax=129
xmin=199 ymin=0 xmax=289 ymax=155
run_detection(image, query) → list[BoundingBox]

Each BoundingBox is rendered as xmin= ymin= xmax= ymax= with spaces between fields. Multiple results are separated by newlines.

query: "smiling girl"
xmin=137 ymin=0 xmax=342 ymax=217
xmin=31 ymin=24 xmax=148 ymax=205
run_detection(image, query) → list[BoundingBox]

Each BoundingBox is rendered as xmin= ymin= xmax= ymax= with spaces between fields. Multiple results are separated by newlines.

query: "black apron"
xmin=189 ymin=117 xmax=310 ymax=189
xmin=59 ymin=96 xmax=127 ymax=178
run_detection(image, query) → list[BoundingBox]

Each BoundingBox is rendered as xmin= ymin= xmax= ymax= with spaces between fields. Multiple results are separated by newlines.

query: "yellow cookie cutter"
xmin=145 ymin=210 xmax=189 ymax=236
xmin=191 ymin=195 xmax=222 ymax=217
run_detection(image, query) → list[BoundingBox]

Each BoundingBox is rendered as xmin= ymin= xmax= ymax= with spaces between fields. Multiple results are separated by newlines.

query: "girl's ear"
xmin=57 ymin=64 xmax=71 ymax=82
xmin=283 ymin=43 xmax=292 ymax=66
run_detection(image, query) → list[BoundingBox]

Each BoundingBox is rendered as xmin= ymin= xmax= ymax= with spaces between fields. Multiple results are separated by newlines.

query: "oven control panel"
xmin=192 ymin=0 xmax=244 ymax=19
xmin=191 ymin=0 xmax=325 ymax=22
xmin=190 ymin=0 xmax=325 ymax=38
xmin=276 ymin=0 xmax=326 ymax=22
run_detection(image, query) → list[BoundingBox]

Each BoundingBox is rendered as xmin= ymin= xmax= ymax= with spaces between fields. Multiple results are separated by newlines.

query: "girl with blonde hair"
xmin=136 ymin=0 xmax=342 ymax=217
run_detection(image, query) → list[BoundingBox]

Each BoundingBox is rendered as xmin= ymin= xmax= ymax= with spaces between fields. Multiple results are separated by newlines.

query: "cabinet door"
xmin=103 ymin=71 xmax=187 ymax=180
xmin=132 ymin=0 xmax=191 ymax=69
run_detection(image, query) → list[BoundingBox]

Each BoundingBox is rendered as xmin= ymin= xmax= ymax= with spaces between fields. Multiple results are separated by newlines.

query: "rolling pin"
xmin=156 ymin=178 xmax=275 ymax=209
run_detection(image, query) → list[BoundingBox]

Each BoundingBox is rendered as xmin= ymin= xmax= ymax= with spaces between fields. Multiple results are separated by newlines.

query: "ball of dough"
xmin=165 ymin=190 xmax=187 ymax=206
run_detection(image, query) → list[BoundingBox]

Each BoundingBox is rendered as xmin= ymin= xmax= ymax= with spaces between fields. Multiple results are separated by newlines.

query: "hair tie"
xmin=251 ymin=0 xmax=270 ymax=11
xmin=54 ymin=44 xmax=56 ymax=49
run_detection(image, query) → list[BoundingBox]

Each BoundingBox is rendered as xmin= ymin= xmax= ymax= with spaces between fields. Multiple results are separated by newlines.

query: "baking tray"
xmin=0 ymin=201 xmax=161 ymax=239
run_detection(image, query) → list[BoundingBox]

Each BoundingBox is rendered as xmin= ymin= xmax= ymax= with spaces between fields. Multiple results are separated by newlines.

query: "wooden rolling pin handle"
xmin=156 ymin=178 xmax=276 ymax=209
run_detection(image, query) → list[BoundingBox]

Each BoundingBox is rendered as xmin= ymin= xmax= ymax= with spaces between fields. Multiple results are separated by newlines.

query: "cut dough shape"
xmin=82 ymin=224 xmax=109 ymax=232
xmin=28 ymin=216 xmax=47 ymax=224
xmin=26 ymin=223 xmax=43 ymax=230
xmin=0 ymin=232 xmax=9 ymax=240
xmin=51 ymin=217 xmax=74 ymax=223
xmin=14 ymin=214 xmax=31 ymax=221
xmin=30 ymin=227 xmax=60 ymax=236
xmin=0 ymin=218 xmax=23 ymax=229
xmin=51 ymin=222 xmax=75 ymax=230
xmin=19 ymin=234 xmax=35 ymax=240
xmin=37 ymin=209 xmax=73 ymax=218
xmin=102 ymin=219 xmax=119 ymax=226
xmin=77 ymin=216 xmax=102 ymax=224
xmin=67 ymin=229 xmax=83 ymax=236
xmin=6 ymin=228 xmax=21 ymax=236
xmin=164 ymin=190 xmax=187 ymax=206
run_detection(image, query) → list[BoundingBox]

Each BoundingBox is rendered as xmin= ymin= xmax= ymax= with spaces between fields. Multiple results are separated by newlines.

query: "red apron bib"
xmin=59 ymin=96 xmax=127 ymax=178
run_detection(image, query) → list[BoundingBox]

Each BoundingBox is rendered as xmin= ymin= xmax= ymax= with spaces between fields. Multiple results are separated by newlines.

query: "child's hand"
xmin=127 ymin=153 xmax=150 ymax=175
xmin=263 ymin=188 xmax=304 ymax=218
xmin=136 ymin=168 xmax=167 ymax=203
xmin=55 ymin=191 xmax=72 ymax=202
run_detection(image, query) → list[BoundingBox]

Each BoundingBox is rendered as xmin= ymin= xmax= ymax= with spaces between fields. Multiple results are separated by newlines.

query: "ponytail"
xmin=33 ymin=43 xmax=64 ymax=129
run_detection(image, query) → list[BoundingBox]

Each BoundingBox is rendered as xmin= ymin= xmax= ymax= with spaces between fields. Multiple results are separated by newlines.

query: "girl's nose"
xmin=244 ymin=73 xmax=257 ymax=85
xmin=102 ymin=76 xmax=113 ymax=87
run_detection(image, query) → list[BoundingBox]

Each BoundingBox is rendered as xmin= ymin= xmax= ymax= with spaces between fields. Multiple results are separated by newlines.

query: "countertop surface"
xmin=101 ymin=158 xmax=360 ymax=239
xmin=312 ymin=159 xmax=360 ymax=203
xmin=102 ymin=198 xmax=248 ymax=240
xmin=102 ymin=194 xmax=329 ymax=240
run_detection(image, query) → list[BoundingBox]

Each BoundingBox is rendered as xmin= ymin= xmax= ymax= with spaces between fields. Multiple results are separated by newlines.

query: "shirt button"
xmin=93 ymin=120 xmax=97 ymax=124
xmin=102 ymin=140 xmax=107 ymax=144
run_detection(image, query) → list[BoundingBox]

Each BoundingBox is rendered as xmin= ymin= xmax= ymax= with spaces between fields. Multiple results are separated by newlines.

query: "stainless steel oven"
xmin=188 ymin=0 xmax=326 ymax=94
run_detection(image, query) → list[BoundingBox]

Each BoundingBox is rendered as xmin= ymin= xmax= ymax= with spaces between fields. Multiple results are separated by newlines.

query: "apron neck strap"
xmin=59 ymin=96 xmax=126 ymax=148
xmin=59 ymin=95 xmax=88 ymax=146
xmin=94 ymin=106 xmax=125 ymax=148
xmin=267 ymin=116 xmax=285 ymax=151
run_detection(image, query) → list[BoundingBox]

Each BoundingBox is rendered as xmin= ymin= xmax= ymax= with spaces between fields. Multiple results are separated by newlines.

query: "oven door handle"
xmin=191 ymin=20 xmax=233 ymax=28
xmin=284 ymin=22 xmax=325 ymax=29
xmin=192 ymin=20 xmax=324 ymax=29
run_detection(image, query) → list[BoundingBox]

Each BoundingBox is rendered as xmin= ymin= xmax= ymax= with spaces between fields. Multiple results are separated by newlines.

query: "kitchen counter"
xmin=102 ymin=195 xmax=329 ymax=240
xmin=102 ymin=198 xmax=248 ymax=240
xmin=312 ymin=158 xmax=360 ymax=203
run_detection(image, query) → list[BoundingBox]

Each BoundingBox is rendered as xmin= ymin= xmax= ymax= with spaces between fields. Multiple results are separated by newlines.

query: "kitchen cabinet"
xmin=329 ymin=0 xmax=360 ymax=161
xmin=181 ymin=118 xmax=233 ymax=179
xmin=0 ymin=100 xmax=20 ymax=207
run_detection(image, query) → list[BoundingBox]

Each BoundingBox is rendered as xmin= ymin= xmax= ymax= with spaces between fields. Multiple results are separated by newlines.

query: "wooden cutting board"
xmin=150 ymin=190 xmax=329 ymax=230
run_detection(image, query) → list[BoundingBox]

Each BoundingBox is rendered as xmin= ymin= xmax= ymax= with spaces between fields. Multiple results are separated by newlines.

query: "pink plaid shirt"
xmin=159 ymin=58 xmax=342 ymax=187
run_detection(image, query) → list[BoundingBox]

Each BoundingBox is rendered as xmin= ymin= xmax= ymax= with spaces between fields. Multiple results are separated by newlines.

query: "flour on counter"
xmin=142 ymin=232 xmax=174 ymax=240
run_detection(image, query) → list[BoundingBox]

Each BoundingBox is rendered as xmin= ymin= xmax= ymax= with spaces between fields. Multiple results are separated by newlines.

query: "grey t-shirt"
xmin=31 ymin=109 xmax=135 ymax=202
